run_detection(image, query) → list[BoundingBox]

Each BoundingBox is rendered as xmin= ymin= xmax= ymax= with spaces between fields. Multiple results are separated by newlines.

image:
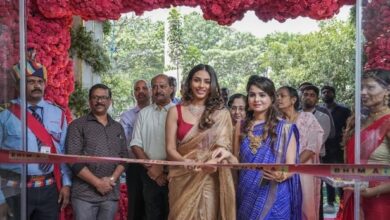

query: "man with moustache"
xmin=0 ymin=60 xmax=71 ymax=219
xmin=119 ymin=79 xmax=150 ymax=220
xmin=130 ymin=74 xmax=174 ymax=220
xmin=66 ymin=84 xmax=128 ymax=220
xmin=301 ymin=85 xmax=332 ymax=159
xmin=320 ymin=85 xmax=351 ymax=213
xmin=299 ymin=82 xmax=335 ymax=139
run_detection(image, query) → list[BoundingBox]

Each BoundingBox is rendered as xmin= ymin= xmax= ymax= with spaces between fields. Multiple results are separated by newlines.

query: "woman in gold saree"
xmin=166 ymin=64 xmax=237 ymax=220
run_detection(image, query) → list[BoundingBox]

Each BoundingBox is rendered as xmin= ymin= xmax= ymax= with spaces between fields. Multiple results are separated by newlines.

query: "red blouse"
xmin=176 ymin=104 xmax=193 ymax=141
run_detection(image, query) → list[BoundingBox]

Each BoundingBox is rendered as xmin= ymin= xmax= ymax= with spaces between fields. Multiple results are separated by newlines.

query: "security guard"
xmin=0 ymin=59 xmax=71 ymax=220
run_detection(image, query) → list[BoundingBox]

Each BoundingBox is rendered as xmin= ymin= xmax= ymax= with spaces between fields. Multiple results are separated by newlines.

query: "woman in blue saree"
xmin=234 ymin=75 xmax=302 ymax=220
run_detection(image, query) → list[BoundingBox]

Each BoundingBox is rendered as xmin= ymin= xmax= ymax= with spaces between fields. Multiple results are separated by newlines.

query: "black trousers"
xmin=140 ymin=168 xmax=169 ymax=220
xmin=322 ymin=155 xmax=344 ymax=205
xmin=6 ymin=184 xmax=59 ymax=220
xmin=126 ymin=164 xmax=145 ymax=220
xmin=319 ymin=154 xmax=344 ymax=219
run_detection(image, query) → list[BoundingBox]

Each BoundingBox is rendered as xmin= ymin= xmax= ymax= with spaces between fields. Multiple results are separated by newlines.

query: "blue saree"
xmin=237 ymin=120 xmax=302 ymax=220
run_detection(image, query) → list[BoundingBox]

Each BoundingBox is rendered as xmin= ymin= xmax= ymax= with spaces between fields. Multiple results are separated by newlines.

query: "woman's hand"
xmin=343 ymin=185 xmax=378 ymax=198
xmin=262 ymin=170 xmax=286 ymax=182
xmin=361 ymin=187 xmax=379 ymax=198
xmin=211 ymin=147 xmax=238 ymax=163
xmin=183 ymin=159 xmax=196 ymax=171
xmin=196 ymin=158 xmax=218 ymax=174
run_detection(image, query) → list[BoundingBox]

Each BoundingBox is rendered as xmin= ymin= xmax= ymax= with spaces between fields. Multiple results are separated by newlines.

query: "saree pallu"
xmin=340 ymin=183 xmax=390 ymax=220
xmin=296 ymin=112 xmax=323 ymax=220
xmin=337 ymin=114 xmax=390 ymax=220
xmin=168 ymin=109 xmax=236 ymax=220
xmin=362 ymin=182 xmax=390 ymax=220
xmin=237 ymin=121 xmax=302 ymax=220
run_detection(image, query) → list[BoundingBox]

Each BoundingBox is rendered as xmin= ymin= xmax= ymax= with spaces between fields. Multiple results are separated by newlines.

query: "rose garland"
xmin=0 ymin=1 xmax=19 ymax=71
xmin=34 ymin=0 xmax=355 ymax=25
xmin=28 ymin=1 xmax=75 ymax=121
xmin=363 ymin=0 xmax=390 ymax=71
xmin=0 ymin=0 xmax=74 ymax=121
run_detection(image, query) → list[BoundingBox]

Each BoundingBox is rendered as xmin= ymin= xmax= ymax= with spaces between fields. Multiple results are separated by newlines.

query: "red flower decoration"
xmin=363 ymin=0 xmax=390 ymax=71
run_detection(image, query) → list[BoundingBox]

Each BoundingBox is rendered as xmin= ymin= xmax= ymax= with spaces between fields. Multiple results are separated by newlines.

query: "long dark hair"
xmin=277 ymin=86 xmax=300 ymax=110
xmin=243 ymin=75 xmax=279 ymax=145
xmin=182 ymin=64 xmax=224 ymax=130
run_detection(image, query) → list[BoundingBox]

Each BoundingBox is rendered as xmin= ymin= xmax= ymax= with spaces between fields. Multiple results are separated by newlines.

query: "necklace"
xmin=369 ymin=107 xmax=390 ymax=121
xmin=247 ymin=121 xmax=264 ymax=154
xmin=188 ymin=104 xmax=205 ymax=118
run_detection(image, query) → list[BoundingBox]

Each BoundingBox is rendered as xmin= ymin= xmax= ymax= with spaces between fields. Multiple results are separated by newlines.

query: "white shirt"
xmin=130 ymin=102 xmax=175 ymax=160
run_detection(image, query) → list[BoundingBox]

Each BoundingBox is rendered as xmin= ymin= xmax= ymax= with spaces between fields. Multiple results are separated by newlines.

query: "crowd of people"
xmin=0 ymin=60 xmax=389 ymax=220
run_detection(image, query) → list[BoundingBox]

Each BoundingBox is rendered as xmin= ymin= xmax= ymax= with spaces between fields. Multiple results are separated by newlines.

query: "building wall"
xmin=72 ymin=16 xmax=102 ymax=89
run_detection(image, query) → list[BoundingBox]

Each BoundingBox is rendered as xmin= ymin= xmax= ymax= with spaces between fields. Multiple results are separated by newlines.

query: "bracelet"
xmin=109 ymin=176 xmax=115 ymax=182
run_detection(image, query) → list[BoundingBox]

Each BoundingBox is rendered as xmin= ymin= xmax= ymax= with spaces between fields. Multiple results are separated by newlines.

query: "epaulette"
xmin=0 ymin=102 xmax=11 ymax=112
xmin=46 ymin=100 xmax=65 ymax=112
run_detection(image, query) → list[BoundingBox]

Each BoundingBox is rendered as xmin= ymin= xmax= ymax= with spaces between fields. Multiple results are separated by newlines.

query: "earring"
xmin=385 ymin=94 xmax=390 ymax=107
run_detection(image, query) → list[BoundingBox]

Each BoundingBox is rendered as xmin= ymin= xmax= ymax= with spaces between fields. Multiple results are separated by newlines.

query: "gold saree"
xmin=168 ymin=109 xmax=236 ymax=220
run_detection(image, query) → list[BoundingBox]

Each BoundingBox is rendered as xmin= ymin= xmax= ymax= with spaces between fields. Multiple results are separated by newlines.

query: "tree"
xmin=180 ymin=12 xmax=265 ymax=92
xmin=103 ymin=15 xmax=164 ymax=79
xmin=102 ymin=15 xmax=165 ymax=117
xmin=102 ymin=73 xmax=134 ymax=118
xmin=167 ymin=8 xmax=184 ymax=78
xmin=102 ymin=11 xmax=355 ymax=117
xmin=260 ymin=20 xmax=355 ymax=105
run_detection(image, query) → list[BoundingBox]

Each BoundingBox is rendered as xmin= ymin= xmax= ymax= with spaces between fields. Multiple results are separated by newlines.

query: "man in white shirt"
xmin=130 ymin=74 xmax=174 ymax=220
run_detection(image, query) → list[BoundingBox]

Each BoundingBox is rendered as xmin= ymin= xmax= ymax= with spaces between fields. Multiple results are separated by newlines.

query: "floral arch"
xmin=1 ymin=0 xmax=389 ymax=122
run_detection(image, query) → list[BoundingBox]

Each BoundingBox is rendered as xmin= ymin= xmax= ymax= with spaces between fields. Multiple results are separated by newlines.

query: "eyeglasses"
xmin=231 ymin=106 xmax=245 ymax=112
xmin=91 ymin=96 xmax=110 ymax=101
